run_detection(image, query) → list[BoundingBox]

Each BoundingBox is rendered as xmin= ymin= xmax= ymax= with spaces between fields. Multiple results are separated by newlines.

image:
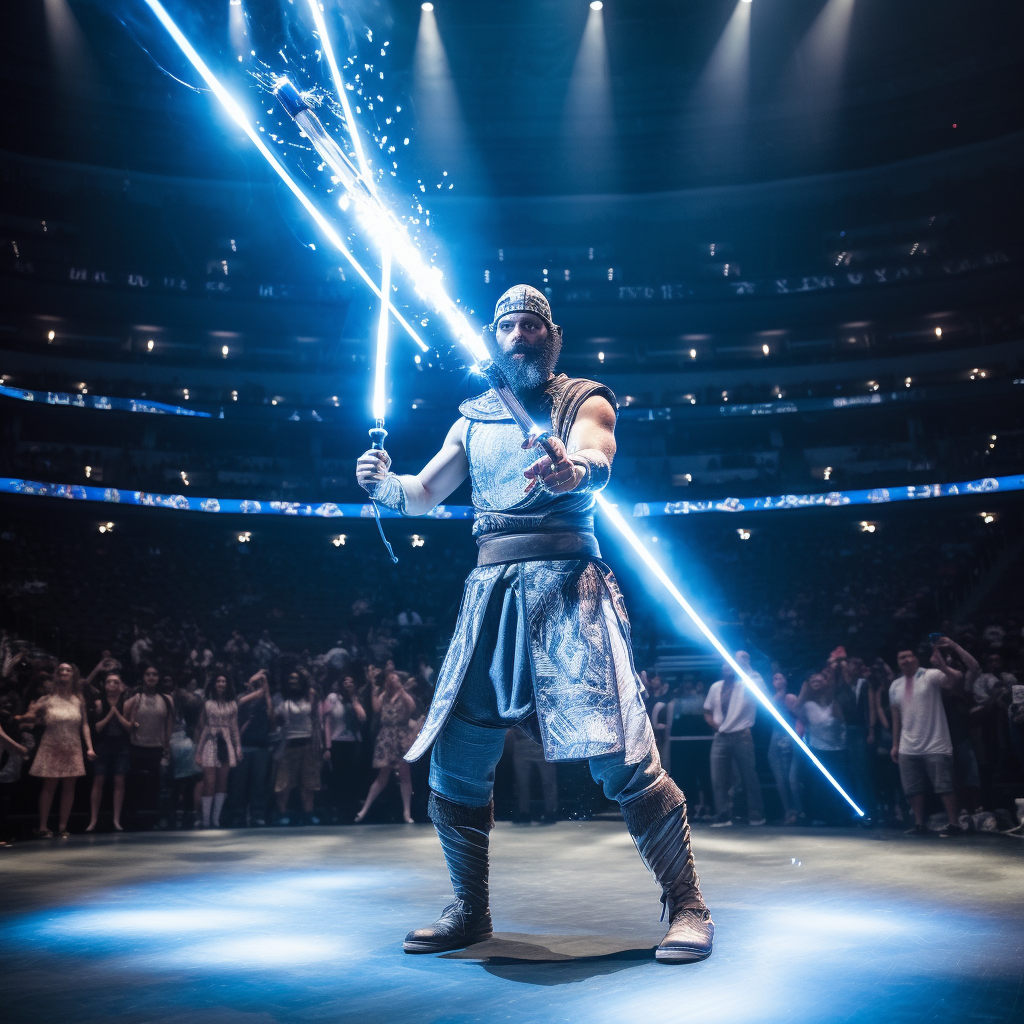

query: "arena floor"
xmin=2 ymin=821 xmax=1021 ymax=1024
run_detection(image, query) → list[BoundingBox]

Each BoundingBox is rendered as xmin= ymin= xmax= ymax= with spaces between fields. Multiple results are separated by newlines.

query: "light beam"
xmin=372 ymin=249 xmax=392 ymax=423
xmin=596 ymin=494 xmax=864 ymax=817
xmin=139 ymin=0 xmax=427 ymax=352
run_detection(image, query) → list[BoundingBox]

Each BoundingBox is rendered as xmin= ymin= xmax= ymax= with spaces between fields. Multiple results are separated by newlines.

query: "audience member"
xmin=890 ymin=643 xmax=963 ymax=837
xmin=228 ymin=670 xmax=273 ymax=827
xmin=123 ymin=665 xmax=172 ymax=829
xmin=704 ymin=660 xmax=765 ymax=826
xmin=26 ymin=662 xmax=95 ymax=838
xmin=274 ymin=670 xmax=322 ymax=825
xmin=789 ymin=672 xmax=847 ymax=825
xmin=322 ymin=676 xmax=366 ymax=823
xmin=355 ymin=670 xmax=416 ymax=824
xmin=194 ymin=671 xmax=247 ymax=829
xmin=86 ymin=671 xmax=132 ymax=832
xmin=767 ymin=671 xmax=802 ymax=825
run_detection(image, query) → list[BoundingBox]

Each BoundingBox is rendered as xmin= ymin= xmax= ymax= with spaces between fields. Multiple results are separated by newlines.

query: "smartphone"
xmin=928 ymin=632 xmax=943 ymax=644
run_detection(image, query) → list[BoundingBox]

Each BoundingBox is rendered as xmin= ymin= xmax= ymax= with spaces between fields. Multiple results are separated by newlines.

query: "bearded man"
xmin=355 ymin=285 xmax=713 ymax=963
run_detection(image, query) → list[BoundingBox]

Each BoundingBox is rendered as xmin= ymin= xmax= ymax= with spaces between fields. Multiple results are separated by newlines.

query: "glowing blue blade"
xmin=373 ymin=249 xmax=392 ymax=423
xmin=303 ymin=0 xmax=375 ymax=190
xmin=596 ymin=493 xmax=865 ymax=817
xmin=139 ymin=0 xmax=427 ymax=352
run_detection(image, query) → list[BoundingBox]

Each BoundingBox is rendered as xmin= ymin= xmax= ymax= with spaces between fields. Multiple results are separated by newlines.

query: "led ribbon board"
xmin=138 ymin=1 xmax=869 ymax=814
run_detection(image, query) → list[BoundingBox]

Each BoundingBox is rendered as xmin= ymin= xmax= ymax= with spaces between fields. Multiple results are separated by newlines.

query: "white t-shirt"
xmin=972 ymin=671 xmax=1017 ymax=707
xmin=798 ymin=700 xmax=845 ymax=751
xmin=704 ymin=679 xmax=756 ymax=734
xmin=889 ymin=668 xmax=952 ymax=756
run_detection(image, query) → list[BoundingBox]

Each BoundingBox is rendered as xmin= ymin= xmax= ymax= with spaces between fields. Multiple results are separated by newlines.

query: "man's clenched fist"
xmin=356 ymin=448 xmax=391 ymax=494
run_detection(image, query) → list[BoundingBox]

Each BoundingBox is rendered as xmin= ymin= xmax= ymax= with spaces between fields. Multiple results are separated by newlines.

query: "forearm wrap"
xmin=570 ymin=449 xmax=611 ymax=493
xmin=366 ymin=471 xmax=409 ymax=515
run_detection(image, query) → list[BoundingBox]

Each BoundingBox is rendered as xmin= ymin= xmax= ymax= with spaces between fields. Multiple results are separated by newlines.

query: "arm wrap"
xmin=366 ymin=472 xmax=409 ymax=515
xmin=570 ymin=449 xmax=611 ymax=494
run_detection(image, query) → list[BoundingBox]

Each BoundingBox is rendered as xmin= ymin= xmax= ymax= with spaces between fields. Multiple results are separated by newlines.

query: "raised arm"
xmin=930 ymin=646 xmax=963 ymax=691
xmin=356 ymin=417 xmax=469 ymax=517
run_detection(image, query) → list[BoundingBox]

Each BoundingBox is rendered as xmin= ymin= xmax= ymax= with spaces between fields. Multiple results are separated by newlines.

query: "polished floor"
xmin=2 ymin=822 xmax=1022 ymax=1024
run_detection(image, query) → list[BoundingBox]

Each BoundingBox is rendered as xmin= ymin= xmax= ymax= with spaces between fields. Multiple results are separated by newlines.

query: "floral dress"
xmin=194 ymin=699 xmax=240 ymax=769
xmin=29 ymin=694 xmax=85 ymax=778
xmin=372 ymin=695 xmax=411 ymax=769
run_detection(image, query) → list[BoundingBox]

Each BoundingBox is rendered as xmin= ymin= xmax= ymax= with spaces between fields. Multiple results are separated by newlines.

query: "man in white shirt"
xmin=972 ymin=654 xmax=1017 ymax=707
xmin=703 ymin=656 xmax=764 ymax=826
xmin=890 ymin=644 xmax=963 ymax=836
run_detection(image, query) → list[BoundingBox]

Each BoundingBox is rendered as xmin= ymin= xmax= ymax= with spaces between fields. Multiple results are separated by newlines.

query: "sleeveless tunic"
xmin=405 ymin=375 xmax=653 ymax=765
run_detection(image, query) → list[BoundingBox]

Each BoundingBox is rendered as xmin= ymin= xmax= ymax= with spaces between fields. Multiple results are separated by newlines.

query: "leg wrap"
xmin=633 ymin=798 xmax=707 ymax=916
xmin=405 ymin=794 xmax=494 ymax=953
xmin=619 ymin=771 xmax=685 ymax=837
xmin=428 ymin=793 xmax=493 ymax=914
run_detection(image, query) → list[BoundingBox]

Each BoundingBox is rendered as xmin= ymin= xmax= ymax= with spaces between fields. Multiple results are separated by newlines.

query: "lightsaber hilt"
xmin=369 ymin=421 xmax=388 ymax=450
xmin=479 ymin=360 xmax=558 ymax=458
xmin=274 ymin=77 xmax=373 ymax=202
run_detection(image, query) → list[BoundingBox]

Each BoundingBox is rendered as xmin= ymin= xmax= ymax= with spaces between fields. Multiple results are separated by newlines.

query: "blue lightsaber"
xmin=138 ymin=0 xmax=864 ymax=818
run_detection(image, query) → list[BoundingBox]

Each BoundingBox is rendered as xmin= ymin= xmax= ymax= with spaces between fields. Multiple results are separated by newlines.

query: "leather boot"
xmin=624 ymin=777 xmax=713 ymax=963
xmin=403 ymin=793 xmax=494 ymax=953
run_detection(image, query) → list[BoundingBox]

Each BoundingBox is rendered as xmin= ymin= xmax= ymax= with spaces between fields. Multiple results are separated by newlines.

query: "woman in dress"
xmin=355 ymin=671 xmax=416 ymax=824
xmin=27 ymin=662 xmax=95 ymax=838
xmin=193 ymin=671 xmax=246 ymax=828
xmin=86 ymin=671 xmax=133 ymax=832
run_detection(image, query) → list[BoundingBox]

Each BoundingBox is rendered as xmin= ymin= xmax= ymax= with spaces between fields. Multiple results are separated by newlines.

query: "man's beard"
xmin=495 ymin=329 xmax=562 ymax=394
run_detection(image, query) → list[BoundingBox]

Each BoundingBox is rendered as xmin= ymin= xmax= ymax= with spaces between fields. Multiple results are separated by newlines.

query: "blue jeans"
xmin=430 ymin=713 xmax=663 ymax=810
xmin=767 ymin=731 xmax=801 ymax=818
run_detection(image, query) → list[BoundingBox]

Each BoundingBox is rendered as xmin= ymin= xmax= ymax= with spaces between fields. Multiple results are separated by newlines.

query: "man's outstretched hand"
xmin=523 ymin=436 xmax=582 ymax=495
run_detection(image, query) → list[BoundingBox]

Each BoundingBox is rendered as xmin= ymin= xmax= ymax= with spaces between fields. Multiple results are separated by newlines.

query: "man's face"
xmin=493 ymin=311 xmax=560 ymax=391
xmin=897 ymin=650 xmax=919 ymax=675
xmin=721 ymin=664 xmax=735 ymax=685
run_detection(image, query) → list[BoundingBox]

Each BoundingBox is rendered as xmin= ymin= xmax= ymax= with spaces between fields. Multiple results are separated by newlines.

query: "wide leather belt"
xmin=476 ymin=530 xmax=601 ymax=567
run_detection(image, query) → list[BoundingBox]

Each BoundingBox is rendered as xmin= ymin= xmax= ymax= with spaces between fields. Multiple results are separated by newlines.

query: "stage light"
xmin=762 ymin=344 xmax=770 ymax=355
xmin=598 ymin=351 xmax=605 ymax=362
xmin=47 ymin=330 xmax=55 ymax=341
xmin=737 ymin=528 xmax=751 ymax=540
xmin=84 ymin=466 xmax=92 ymax=478
xmin=180 ymin=471 xmax=189 ymax=486
xmin=421 ymin=2 xmax=433 ymax=9
xmin=859 ymin=521 xmax=875 ymax=533
xmin=696 ymin=0 xmax=752 ymax=115
xmin=147 ymin=339 xmax=154 ymax=351
xmin=905 ymin=377 xmax=912 ymax=387
xmin=183 ymin=389 xmax=190 ymax=400
xmin=564 ymin=2 xmax=613 ymax=188
xmin=237 ymin=532 xmax=251 ymax=543
xmin=411 ymin=534 xmax=425 ymax=548
xmin=935 ymin=327 xmax=942 ymax=337
xmin=823 ymin=467 xmax=832 ymax=481
xmin=98 ymin=522 xmax=114 ymax=534
xmin=332 ymin=535 xmax=346 ymax=547
xmin=231 ymin=390 xmax=238 ymax=401
xmin=982 ymin=514 xmax=994 ymax=524
xmin=590 ymin=1 xmax=603 ymax=9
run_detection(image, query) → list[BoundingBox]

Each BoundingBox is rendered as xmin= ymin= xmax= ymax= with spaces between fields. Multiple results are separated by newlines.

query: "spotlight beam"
xmin=139 ymin=0 xmax=427 ymax=352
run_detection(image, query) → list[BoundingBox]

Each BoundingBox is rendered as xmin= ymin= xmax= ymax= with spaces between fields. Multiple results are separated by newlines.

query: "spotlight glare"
xmin=737 ymin=528 xmax=751 ymax=540
xmin=332 ymin=534 xmax=347 ymax=547
xmin=934 ymin=326 xmax=942 ymax=337
xmin=590 ymin=1 xmax=603 ymax=9
xmin=982 ymin=513 xmax=994 ymax=524
xmin=762 ymin=343 xmax=770 ymax=355
xmin=147 ymin=339 xmax=155 ymax=351
xmin=421 ymin=2 xmax=433 ymax=9
xmin=221 ymin=345 xmax=229 ymax=357
xmin=47 ymin=330 xmax=55 ymax=341
xmin=411 ymin=534 xmax=425 ymax=547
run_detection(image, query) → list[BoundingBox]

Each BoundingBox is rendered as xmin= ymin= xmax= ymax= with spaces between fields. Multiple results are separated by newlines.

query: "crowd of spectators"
xmin=0 ymin=506 xmax=1022 ymax=843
